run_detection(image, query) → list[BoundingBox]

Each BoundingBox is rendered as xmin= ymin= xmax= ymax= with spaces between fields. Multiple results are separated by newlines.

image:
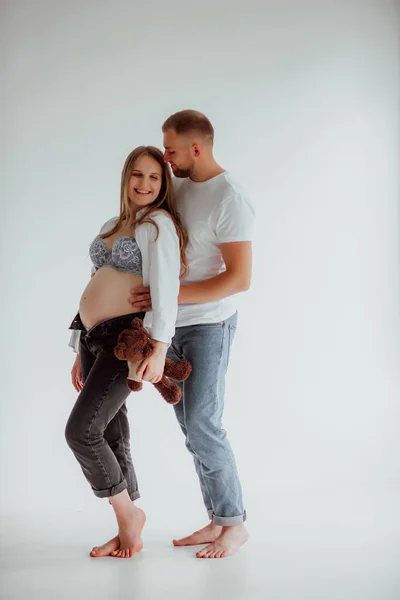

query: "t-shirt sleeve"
xmin=215 ymin=194 xmax=255 ymax=243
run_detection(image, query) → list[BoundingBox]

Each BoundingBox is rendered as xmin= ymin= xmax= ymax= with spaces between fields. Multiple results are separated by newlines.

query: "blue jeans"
xmin=167 ymin=312 xmax=246 ymax=526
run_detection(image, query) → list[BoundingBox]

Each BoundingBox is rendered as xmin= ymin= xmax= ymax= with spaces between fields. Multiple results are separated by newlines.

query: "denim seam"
xmin=86 ymin=369 xmax=122 ymax=489
xmin=178 ymin=334 xmax=213 ymax=507
xmin=215 ymin=322 xmax=225 ymax=401
xmin=215 ymin=322 xmax=227 ymax=416
xmin=117 ymin=410 xmax=132 ymax=495
xmin=227 ymin=324 xmax=235 ymax=365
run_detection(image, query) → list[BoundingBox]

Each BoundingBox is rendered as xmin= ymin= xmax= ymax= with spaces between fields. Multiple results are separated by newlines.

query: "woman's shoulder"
xmin=137 ymin=209 xmax=176 ymax=233
xmin=99 ymin=216 xmax=118 ymax=234
xmin=136 ymin=209 xmax=178 ymax=244
xmin=138 ymin=208 xmax=173 ymax=223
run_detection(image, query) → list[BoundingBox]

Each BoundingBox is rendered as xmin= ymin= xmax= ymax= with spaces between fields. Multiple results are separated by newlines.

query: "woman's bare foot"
xmin=90 ymin=535 xmax=120 ymax=557
xmin=196 ymin=524 xmax=249 ymax=558
xmin=172 ymin=522 xmax=222 ymax=546
xmin=111 ymin=505 xmax=146 ymax=559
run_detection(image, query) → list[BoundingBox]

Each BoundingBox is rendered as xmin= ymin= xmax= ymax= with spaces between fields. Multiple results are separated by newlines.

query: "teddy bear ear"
xmin=142 ymin=341 xmax=154 ymax=359
xmin=114 ymin=342 xmax=127 ymax=359
xmin=131 ymin=317 xmax=143 ymax=329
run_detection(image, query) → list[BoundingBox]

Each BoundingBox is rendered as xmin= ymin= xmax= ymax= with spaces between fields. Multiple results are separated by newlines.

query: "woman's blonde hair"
xmin=100 ymin=146 xmax=188 ymax=277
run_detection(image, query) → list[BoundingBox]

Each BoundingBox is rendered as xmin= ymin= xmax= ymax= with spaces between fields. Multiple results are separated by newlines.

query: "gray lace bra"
xmin=89 ymin=235 xmax=143 ymax=276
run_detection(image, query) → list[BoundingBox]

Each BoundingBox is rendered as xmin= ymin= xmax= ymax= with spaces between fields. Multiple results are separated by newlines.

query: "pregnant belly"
xmin=79 ymin=266 xmax=143 ymax=329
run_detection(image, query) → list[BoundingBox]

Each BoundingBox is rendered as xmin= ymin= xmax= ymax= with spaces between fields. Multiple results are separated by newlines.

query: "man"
xmin=131 ymin=110 xmax=255 ymax=558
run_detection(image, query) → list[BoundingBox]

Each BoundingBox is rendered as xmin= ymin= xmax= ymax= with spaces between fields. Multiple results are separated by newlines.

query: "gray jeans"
xmin=65 ymin=313 xmax=145 ymax=500
xmin=167 ymin=312 xmax=247 ymax=526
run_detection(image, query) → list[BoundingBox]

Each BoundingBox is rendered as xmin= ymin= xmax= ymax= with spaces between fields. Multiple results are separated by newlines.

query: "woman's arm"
xmin=142 ymin=213 xmax=181 ymax=344
xmin=71 ymin=354 xmax=83 ymax=391
xmin=136 ymin=212 xmax=181 ymax=382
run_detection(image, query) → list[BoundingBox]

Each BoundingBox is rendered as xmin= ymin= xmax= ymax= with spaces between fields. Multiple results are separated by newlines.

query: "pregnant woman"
xmin=66 ymin=146 xmax=188 ymax=559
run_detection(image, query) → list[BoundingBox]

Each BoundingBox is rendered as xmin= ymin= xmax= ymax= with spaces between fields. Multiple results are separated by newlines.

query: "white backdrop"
xmin=1 ymin=0 xmax=399 ymax=538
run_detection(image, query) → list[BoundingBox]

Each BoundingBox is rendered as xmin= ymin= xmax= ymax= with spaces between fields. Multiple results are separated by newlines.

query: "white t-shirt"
xmin=174 ymin=171 xmax=255 ymax=327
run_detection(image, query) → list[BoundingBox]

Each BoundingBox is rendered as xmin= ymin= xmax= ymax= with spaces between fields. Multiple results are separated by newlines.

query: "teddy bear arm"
xmin=163 ymin=358 xmax=192 ymax=382
xmin=153 ymin=376 xmax=182 ymax=405
xmin=126 ymin=380 xmax=143 ymax=392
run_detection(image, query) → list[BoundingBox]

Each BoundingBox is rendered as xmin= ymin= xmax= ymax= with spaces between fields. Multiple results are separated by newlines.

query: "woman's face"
xmin=127 ymin=155 xmax=163 ymax=209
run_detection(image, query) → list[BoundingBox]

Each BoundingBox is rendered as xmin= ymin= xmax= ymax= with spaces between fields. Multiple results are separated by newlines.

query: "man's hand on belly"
xmin=129 ymin=286 xmax=152 ymax=311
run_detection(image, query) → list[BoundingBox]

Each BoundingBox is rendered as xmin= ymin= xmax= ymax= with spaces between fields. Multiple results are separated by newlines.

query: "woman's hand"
xmin=136 ymin=341 xmax=168 ymax=383
xmin=71 ymin=354 xmax=83 ymax=392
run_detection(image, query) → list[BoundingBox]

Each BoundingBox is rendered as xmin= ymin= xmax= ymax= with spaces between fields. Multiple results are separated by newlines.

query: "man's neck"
xmin=190 ymin=161 xmax=225 ymax=183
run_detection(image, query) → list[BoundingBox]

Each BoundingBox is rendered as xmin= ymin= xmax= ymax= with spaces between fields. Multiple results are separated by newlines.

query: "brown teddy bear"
xmin=114 ymin=317 xmax=192 ymax=405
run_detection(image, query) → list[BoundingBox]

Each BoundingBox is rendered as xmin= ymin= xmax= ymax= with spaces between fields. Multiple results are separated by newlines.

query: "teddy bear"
xmin=114 ymin=317 xmax=192 ymax=405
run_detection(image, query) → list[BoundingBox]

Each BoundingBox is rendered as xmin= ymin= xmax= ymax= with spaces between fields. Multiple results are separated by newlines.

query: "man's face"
xmin=163 ymin=129 xmax=195 ymax=178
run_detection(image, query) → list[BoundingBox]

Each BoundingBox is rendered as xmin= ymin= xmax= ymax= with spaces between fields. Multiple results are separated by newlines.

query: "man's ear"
xmin=193 ymin=143 xmax=200 ymax=157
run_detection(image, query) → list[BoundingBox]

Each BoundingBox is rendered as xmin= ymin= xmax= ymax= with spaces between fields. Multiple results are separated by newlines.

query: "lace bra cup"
xmin=89 ymin=236 xmax=143 ymax=276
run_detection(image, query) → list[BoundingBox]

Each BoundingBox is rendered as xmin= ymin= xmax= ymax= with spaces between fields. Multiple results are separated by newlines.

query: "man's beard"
xmin=172 ymin=165 xmax=193 ymax=178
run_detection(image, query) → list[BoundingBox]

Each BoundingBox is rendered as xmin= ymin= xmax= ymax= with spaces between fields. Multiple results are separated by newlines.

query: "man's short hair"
xmin=162 ymin=110 xmax=214 ymax=144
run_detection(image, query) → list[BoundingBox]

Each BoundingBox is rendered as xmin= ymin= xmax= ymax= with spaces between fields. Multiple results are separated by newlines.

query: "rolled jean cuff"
xmin=209 ymin=510 xmax=247 ymax=526
xmin=129 ymin=490 xmax=141 ymax=502
xmin=93 ymin=480 xmax=128 ymax=499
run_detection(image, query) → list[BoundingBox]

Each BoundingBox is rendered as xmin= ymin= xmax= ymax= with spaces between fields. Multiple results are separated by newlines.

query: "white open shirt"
xmin=68 ymin=209 xmax=181 ymax=353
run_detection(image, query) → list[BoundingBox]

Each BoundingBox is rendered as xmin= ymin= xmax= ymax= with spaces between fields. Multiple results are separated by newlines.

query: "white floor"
xmin=1 ymin=493 xmax=399 ymax=600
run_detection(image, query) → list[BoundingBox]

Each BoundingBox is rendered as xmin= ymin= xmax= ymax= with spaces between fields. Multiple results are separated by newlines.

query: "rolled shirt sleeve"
xmin=68 ymin=329 xmax=81 ymax=354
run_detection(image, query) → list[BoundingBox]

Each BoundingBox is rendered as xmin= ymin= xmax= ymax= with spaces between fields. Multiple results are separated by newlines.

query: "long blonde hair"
xmin=100 ymin=146 xmax=188 ymax=277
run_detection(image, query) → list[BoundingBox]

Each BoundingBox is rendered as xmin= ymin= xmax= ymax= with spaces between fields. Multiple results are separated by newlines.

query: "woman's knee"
xmin=65 ymin=414 xmax=87 ymax=449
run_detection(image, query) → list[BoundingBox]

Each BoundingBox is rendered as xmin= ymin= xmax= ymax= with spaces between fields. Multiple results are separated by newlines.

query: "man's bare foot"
xmin=111 ymin=505 xmax=146 ymax=559
xmin=196 ymin=524 xmax=249 ymax=558
xmin=90 ymin=535 xmax=120 ymax=557
xmin=172 ymin=522 xmax=222 ymax=546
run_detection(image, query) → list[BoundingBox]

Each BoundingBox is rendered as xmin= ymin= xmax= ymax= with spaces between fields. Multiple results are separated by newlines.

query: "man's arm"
xmin=129 ymin=192 xmax=255 ymax=310
xmin=178 ymin=241 xmax=252 ymax=304
xmin=129 ymin=241 xmax=252 ymax=310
